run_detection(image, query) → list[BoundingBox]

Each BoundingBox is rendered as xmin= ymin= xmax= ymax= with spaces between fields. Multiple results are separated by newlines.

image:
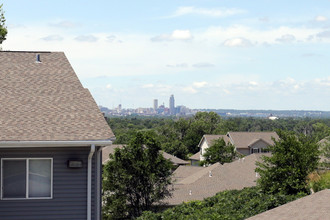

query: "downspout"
xmin=88 ymin=144 xmax=95 ymax=220
xmin=96 ymin=146 xmax=104 ymax=220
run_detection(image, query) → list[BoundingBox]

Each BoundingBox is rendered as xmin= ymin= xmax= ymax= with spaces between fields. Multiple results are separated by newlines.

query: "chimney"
xmin=36 ymin=54 xmax=42 ymax=63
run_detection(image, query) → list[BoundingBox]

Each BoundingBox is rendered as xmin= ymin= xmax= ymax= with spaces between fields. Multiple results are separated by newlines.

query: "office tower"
xmin=153 ymin=99 xmax=158 ymax=111
xmin=169 ymin=94 xmax=175 ymax=115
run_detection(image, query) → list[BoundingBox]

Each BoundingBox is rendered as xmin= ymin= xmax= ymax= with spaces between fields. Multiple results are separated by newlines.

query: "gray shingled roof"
xmin=164 ymin=153 xmax=265 ymax=205
xmin=102 ymin=145 xmax=189 ymax=165
xmin=203 ymin=134 xmax=230 ymax=146
xmin=0 ymin=51 xmax=114 ymax=141
xmin=189 ymin=151 xmax=200 ymax=161
xmin=227 ymin=132 xmax=279 ymax=149
xmin=247 ymin=189 xmax=330 ymax=220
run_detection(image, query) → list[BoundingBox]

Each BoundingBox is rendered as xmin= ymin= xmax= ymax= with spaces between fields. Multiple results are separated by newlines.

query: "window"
xmin=1 ymin=158 xmax=53 ymax=199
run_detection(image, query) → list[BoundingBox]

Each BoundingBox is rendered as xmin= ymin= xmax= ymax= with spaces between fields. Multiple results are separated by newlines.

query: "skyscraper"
xmin=169 ymin=94 xmax=175 ymax=115
xmin=153 ymin=99 xmax=158 ymax=111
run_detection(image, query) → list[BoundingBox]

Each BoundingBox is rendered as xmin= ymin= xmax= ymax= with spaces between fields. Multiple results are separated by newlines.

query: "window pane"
xmin=29 ymin=159 xmax=51 ymax=197
xmin=3 ymin=160 xmax=26 ymax=198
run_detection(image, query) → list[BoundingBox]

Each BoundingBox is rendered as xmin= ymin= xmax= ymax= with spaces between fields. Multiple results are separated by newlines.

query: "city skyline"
xmin=2 ymin=1 xmax=330 ymax=110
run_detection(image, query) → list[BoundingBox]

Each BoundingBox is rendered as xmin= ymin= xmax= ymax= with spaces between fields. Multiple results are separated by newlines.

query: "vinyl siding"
xmin=0 ymin=147 xmax=100 ymax=220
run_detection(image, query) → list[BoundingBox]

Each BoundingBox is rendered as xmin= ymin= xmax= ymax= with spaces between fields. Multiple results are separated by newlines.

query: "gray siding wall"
xmin=0 ymin=147 xmax=100 ymax=220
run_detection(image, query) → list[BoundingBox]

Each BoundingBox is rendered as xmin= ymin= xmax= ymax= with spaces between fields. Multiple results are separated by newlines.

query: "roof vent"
xmin=36 ymin=54 xmax=42 ymax=63
xmin=209 ymin=170 xmax=212 ymax=177
xmin=189 ymin=190 xmax=192 ymax=195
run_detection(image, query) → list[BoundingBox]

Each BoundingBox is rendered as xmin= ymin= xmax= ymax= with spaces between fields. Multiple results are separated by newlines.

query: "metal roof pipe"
xmin=88 ymin=144 xmax=95 ymax=220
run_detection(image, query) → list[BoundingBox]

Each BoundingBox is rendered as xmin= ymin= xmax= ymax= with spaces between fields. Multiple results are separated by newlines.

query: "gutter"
xmin=87 ymin=144 xmax=96 ymax=220
xmin=0 ymin=139 xmax=115 ymax=148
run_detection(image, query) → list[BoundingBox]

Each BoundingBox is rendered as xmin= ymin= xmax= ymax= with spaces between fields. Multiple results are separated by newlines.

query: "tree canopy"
xmin=0 ymin=4 xmax=7 ymax=45
xmin=102 ymin=131 xmax=173 ymax=219
xmin=200 ymin=138 xmax=236 ymax=166
xmin=256 ymin=130 xmax=320 ymax=195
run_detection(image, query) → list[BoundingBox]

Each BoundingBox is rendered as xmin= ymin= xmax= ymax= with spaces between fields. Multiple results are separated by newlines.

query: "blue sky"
xmin=2 ymin=0 xmax=330 ymax=110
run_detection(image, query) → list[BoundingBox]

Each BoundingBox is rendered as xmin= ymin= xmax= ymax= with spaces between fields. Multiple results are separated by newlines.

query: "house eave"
xmin=0 ymin=139 xmax=114 ymax=148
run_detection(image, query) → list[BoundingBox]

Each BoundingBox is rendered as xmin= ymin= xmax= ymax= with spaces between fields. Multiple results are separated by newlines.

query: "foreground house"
xmin=102 ymin=145 xmax=189 ymax=166
xmin=165 ymin=153 xmax=265 ymax=205
xmin=247 ymin=189 xmax=330 ymax=220
xmin=199 ymin=132 xmax=279 ymax=161
xmin=0 ymin=51 xmax=114 ymax=220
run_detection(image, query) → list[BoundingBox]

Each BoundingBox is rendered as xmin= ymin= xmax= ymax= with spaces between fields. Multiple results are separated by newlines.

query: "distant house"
xmin=164 ymin=153 xmax=265 ymax=205
xmin=198 ymin=132 xmax=279 ymax=161
xmin=0 ymin=51 xmax=114 ymax=220
xmin=189 ymin=152 xmax=201 ymax=166
xmin=247 ymin=189 xmax=330 ymax=220
xmin=102 ymin=145 xmax=189 ymax=166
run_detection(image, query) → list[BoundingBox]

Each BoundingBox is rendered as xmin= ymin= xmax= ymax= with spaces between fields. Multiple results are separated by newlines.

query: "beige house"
xmin=198 ymin=132 xmax=279 ymax=161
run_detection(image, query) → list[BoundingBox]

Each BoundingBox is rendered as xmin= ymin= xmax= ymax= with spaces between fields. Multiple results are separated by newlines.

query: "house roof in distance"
xmin=102 ymin=145 xmax=189 ymax=165
xmin=165 ymin=153 xmax=265 ymax=205
xmin=227 ymin=132 xmax=279 ymax=149
xmin=0 ymin=51 xmax=114 ymax=141
xmin=247 ymin=189 xmax=330 ymax=220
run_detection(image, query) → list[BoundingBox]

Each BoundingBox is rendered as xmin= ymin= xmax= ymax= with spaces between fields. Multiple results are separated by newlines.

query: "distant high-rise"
xmin=153 ymin=99 xmax=158 ymax=111
xmin=169 ymin=94 xmax=175 ymax=115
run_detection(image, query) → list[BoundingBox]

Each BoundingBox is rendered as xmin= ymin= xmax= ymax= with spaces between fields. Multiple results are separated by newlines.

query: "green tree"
xmin=200 ymin=138 xmax=236 ymax=166
xmin=0 ymin=4 xmax=7 ymax=46
xmin=256 ymin=130 xmax=320 ymax=195
xmin=102 ymin=131 xmax=173 ymax=219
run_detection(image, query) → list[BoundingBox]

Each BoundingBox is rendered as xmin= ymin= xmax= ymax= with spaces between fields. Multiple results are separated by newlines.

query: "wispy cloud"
xmin=223 ymin=37 xmax=253 ymax=47
xmin=74 ymin=35 xmax=98 ymax=42
xmin=151 ymin=30 xmax=193 ymax=42
xmin=49 ymin=20 xmax=80 ymax=28
xmin=41 ymin=35 xmax=63 ymax=41
xmin=166 ymin=63 xmax=188 ymax=68
xmin=170 ymin=6 xmax=245 ymax=18
xmin=193 ymin=62 xmax=215 ymax=68
xmin=314 ymin=16 xmax=327 ymax=22
xmin=317 ymin=30 xmax=330 ymax=38
xmin=276 ymin=34 xmax=296 ymax=43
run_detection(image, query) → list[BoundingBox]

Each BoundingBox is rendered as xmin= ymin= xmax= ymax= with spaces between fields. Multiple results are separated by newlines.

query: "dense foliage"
xmin=0 ymin=4 xmax=7 ymax=45
xmin=102 ymin=131 xmax=173 ymax=219
xmin=107 ymin=114 xmax=330 ymax=160
xmin=256 ymin=130 xmax=320 ymax=195
xmin=309 ymin=171 xmax=330 ymax=192
xmin=200 ymin=138 xmax=236 ymax=166
xmin=138 ymin=187 xmax=306 ymax=220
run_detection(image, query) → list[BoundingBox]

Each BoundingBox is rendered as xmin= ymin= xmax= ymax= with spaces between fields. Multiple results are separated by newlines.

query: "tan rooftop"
xmin=165 ymin=153 xmax=265 ymax=205
xmin=0 ymin=51 xmax=114 ymax=141
xmin=102 ymin=145 xmax=189 ymax=165
xmin=247 ymin=189 xmax=330 ymax=220
xmin=227 ymin=132 xmax=278 ymax=149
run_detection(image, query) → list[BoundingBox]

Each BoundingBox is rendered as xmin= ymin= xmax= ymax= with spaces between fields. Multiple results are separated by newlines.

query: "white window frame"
xmin=1 ymin=158 xmax=53 ymax=200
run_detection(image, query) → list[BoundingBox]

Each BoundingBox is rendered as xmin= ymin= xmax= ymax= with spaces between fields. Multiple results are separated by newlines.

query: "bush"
xmin=138 ymin=187 xmax=306 ymax=220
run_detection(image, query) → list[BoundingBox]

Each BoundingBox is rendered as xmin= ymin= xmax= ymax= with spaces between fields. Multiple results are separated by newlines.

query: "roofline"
xmin=0 ymin=139 xmax=115 ymax=148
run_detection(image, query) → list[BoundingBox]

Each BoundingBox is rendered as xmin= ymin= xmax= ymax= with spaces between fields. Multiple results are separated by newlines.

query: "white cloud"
xmin=276 ymin=34 xmax=296 ymax=43
xmin=49 ymin=21 xmax=80 ymax=28
xmin=171 ymin=6 xmax=245 ymax=17
xmin=151 ymin=30 xmax=192 ymax=42
xmin=193 ymin=81 xmax=208 ymax=88
xmin=193 ymin=62 xmax=215 ymax=68
xmin=106 ymin=84 xmax=112 ymax=89
xmin=141 ymin=84 xmax=154 ymax=88
xmin=74 ymin=35 xmax=98 ymax=42
xmin=317 ymin=30 xmax=330 ymax=38
xmin=223 ymin=37 xmax=253 ymax=47
xmin=183 ymin=86 xmax=197 ymax=94
xmin=41 ymin=35 xmax=63 ymax=41
xmin=315 ymin=16 xmax=327 ymax=22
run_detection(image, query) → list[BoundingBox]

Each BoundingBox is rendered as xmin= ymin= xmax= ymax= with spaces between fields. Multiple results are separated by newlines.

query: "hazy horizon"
xmin=2 ymin=0 xmax=330 ymax=111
